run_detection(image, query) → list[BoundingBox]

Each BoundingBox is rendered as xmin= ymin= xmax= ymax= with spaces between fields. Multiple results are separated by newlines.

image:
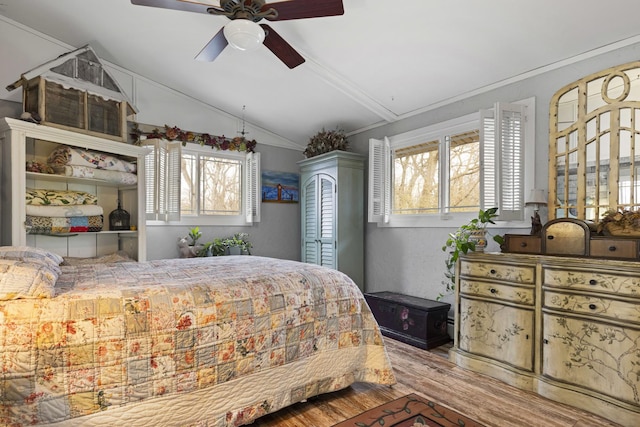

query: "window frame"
xmin=145 ymin=140 xmax=260 ymax=227
xmin=369 ymin=98 xmax=535 ymax=228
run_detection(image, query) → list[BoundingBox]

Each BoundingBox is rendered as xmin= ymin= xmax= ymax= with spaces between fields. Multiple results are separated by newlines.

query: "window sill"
xmin=147 ymin=216 xmax=252 ymax=227
xmin=373 ymin=213 xmax=531 ymax=229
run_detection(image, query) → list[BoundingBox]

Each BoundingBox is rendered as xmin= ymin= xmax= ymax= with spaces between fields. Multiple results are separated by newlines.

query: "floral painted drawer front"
xmin=0 ymin=256 xmax=395 ymax=426
xmin=459 ymin=279 xmax=534 ymax=306
xmin=460 ymin=260 xmax=535 ymax=284
xmin=544 ymin=291 xmax=640 ymax=325
xmin=459 ymin=298 xmax=534 ymax=371
xmin=543 ymin=313 xmax=640 ymax=406
xmin=543 ymin=267 xmax=640 ymax=296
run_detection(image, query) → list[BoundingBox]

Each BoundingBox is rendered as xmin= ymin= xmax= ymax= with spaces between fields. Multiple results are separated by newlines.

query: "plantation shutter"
xmin=368 ymin=137 xmax=391 ymax=223
xmin=481 ymin=102 xmax=525 ymax=221
xmin=244 ymin=152 xmax=261 ymax=224
xmin=302 ymin=176 xmax=318 ymax=264
xmin=165 ymin=141 xmax=181 ymax=221
xmin=319 ymin=174 xmax=336 ymax=268
xmin=143 ymin=139 xmax=181 ymax=221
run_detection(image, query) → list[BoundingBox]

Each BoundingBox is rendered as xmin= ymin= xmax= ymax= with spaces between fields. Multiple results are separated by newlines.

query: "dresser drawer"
xmin=544 ymin=290 xmax=640 ymax=325
xmin=590 ymin=238 xmax=639 ymax=259
xmin=460 ymin=279 xmax=534 ymax=305
xmin=503 ymin=234 xmax=542 ymax=254
xmin=460 ymin=260 xmax=535 ymax=284
xmin=543 ymin=267 xmax=640 ymax=297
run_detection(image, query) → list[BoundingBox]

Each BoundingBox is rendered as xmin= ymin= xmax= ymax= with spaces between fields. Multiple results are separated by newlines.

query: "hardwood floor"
xmin=253 ymin=338 xmax=623 ymax=427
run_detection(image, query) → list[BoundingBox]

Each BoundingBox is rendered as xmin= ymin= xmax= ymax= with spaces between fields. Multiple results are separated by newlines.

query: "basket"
xmin=603 ymin=222 xmax=640 ymax=237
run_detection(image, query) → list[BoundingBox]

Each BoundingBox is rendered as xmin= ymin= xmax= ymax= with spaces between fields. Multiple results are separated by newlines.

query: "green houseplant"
xmin=196 ymin=233 xmax=252 ymax=256
xmin=440 ymin=207 xmax=503 ymax=299
xmin=222 ymin=233 xmax=252 ymax=255
xmin=188 ymin=226 xmax=202 ymax=245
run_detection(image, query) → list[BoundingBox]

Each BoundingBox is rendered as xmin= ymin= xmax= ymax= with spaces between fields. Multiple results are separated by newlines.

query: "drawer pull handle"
xmin=547 ymin=235 xmax=555 ymax=240
xmin=608 ymin=246 xmax=617 ymax=252
xmin=525 ymin=334 xmax=529 ymax=340
xmin=588 ymin=303 xmax=597 ymax=310
xmin=543 ymin=339 xmax=549 ymax=344
xmin=490 ymin=288 xmax=497 ymax=294
xmin=490 ymin=269 xmax=496 ymax=274
xmin=589 ymin=279 xmax=597 ymax=286
xmin=520 ymin=242 xmax=527 ymax=247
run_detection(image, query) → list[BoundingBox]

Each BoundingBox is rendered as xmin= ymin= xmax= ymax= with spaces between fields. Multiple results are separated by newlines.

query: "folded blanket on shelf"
xmin=25 ymin=215 xmax=104 ymax=233
xmin=58 ymin=165 xmax=138 ymax=184
xmin=25 ymin=188 xmax=98 ymax=206
xmin=47 ymin=145 xmax=137 ymax=173
xmin=26 ymin=204 xmax=104 ymax=217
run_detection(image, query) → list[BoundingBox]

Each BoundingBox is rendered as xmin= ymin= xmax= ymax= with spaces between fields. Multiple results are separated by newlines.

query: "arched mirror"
xmin=549 ymin=61 xmax=640 ymax=222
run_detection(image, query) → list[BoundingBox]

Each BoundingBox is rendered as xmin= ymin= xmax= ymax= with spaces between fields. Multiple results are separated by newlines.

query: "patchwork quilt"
xmin=25 ymin=215 xmax=104 ymax=233
xmin=0 ymin=256 xmax=395 ymax=426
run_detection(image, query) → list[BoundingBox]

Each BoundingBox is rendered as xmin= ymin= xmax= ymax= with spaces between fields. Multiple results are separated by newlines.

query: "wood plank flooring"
xmin=253 ymin=338 xmax=623 ymax=427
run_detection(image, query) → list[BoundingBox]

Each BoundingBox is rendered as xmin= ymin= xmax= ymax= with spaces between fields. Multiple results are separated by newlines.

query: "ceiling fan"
xmin=130 ymin=0 xmax=344 ymax=69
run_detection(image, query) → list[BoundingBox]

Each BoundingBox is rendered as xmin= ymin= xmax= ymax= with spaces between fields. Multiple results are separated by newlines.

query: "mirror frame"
xmin=549 ymin=60 xmax=640 ymax=222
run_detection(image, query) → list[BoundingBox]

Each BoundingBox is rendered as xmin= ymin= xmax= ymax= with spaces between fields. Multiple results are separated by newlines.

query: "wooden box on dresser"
xmin=0 ymin=117 xmax=149 ymax=261
xmin=449 ymin=252 xmax=640 ymax=426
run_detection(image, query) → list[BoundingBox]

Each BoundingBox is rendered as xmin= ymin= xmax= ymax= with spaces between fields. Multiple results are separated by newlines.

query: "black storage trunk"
xmin=364 ymin=291 xmax=451 ymax=350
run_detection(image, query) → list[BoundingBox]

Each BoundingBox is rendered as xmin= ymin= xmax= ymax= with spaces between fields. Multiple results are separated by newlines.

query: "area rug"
xmin=332 ymin=393 xmax=485 ymax=427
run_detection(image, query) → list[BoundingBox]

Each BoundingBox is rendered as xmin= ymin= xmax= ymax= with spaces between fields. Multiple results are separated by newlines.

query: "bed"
xmin=0 ymin=247 xmax=395 ymax=426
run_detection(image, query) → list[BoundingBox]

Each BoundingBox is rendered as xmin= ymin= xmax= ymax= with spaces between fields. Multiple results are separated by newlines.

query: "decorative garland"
xmin=130 ymin=122 xmax=257 ymax=153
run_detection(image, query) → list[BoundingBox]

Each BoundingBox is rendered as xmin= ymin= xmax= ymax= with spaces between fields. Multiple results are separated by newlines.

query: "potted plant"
xmin=177 ymin=226 xmax=205 ymax=257
xmin=303 ymin=127 xmax=349 ymax=158
xmin=440 ymin=207 xmax=503 ymax=299
xmin=223 ymin=233 xmax=252 ymax=255
xmin=196 ymin=233 xmax=252 ymax=256
xmin=197 ymin=238 xmax=226 ymax=257
xmin=188 ymin=226 xmax=202 ymax=245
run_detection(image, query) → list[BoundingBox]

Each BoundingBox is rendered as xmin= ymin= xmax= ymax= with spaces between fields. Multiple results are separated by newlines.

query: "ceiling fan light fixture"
xmin=223 ymin=19 xmax=265 ymax=52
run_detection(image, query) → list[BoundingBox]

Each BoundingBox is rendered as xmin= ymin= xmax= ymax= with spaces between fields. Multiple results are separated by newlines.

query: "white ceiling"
xmin=2 ymin=0 xmax=640 ymax=148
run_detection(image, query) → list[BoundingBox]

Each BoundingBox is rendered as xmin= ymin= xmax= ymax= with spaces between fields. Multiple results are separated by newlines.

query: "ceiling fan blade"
xmin=195 ymin=28 xmax=228 ymax=61
xmin=263 ymin=0 xmax=344 ymax=21
xmin=260 ymin=24 xmax=305 ymax=69
xmin=130 ymin=0 xmax=221 ymax=15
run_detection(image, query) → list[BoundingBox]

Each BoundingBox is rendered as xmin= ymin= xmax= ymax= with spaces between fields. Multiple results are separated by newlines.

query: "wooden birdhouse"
xmin=6 ymin=45 xmax=136 ymax=142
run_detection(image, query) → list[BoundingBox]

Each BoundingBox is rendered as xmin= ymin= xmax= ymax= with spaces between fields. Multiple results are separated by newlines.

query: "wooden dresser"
xmin=449 ymin=252 xmax=640 ymax=427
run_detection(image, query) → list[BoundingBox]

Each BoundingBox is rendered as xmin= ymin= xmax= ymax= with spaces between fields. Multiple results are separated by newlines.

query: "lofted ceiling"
xmin=2 ymin=0 xmax=640 ymax=149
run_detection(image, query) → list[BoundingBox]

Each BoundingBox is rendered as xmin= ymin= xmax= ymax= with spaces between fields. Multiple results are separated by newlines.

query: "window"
xmin=369 ymin=99 xmax=534 ymax=227
xmin=144 ymin=140 xmax=260 ymax=226
xmin=181 ymin=153 xmax=242 ymax=216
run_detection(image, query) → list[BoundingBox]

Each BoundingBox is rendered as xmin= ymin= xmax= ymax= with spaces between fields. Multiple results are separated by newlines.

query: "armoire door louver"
xmin=302 ymin=173 xmax=336 ymax=269
xmin=319 ymin=175 xmax=336 ymax=268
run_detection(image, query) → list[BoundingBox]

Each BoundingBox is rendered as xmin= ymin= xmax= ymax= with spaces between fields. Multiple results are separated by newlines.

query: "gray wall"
xmin=349 ymin=41 xmax=640 ymax=305
xmin=146 ymin=143 xmax=304 ymax=261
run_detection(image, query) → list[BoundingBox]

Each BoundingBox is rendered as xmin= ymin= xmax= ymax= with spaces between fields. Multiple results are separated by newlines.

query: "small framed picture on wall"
xmin=261 ymin=170 xmax=299 ymax=203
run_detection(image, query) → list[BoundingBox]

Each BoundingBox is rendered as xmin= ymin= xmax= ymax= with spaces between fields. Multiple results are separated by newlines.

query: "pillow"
xmin=61 ymin=251 xmax=135 ymax=266
xmin=0 ymin=246 xmax=63 ymax=274
xmin=25 ymin=188 xmax=98 ymax=206
xmin=0 ymin=259 xmax=58 ymax=300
